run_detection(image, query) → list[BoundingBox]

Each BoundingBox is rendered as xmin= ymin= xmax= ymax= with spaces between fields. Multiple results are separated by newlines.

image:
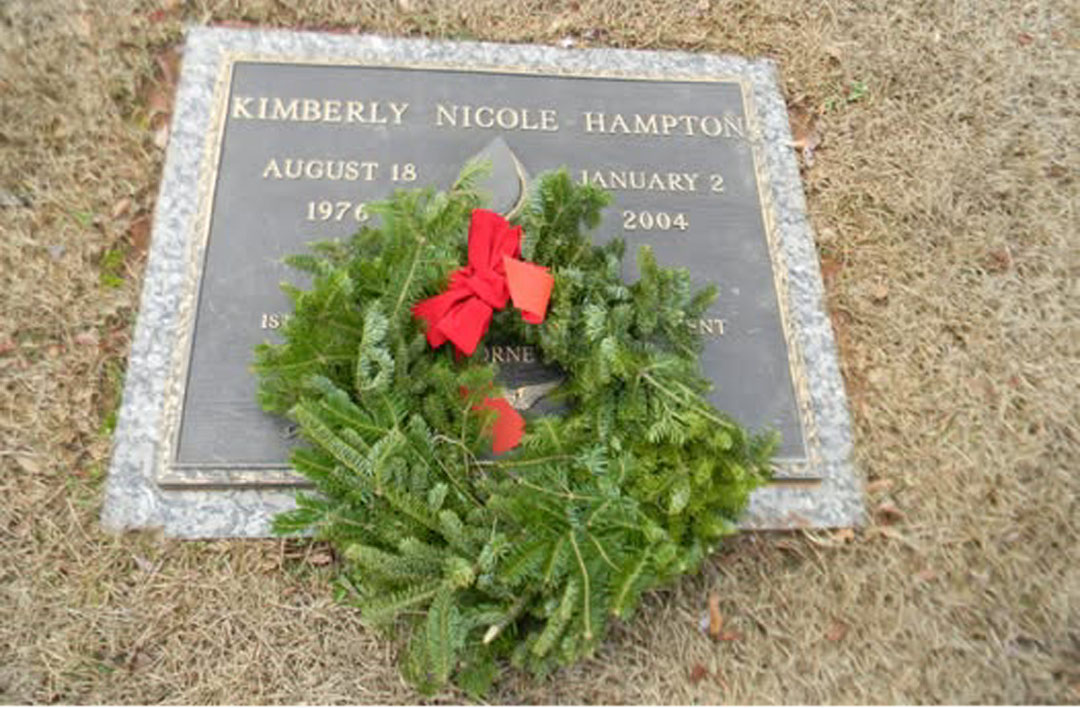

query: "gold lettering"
xmin=539 ymin=109 xmax=559 ymax=132
xmin=483 ymin=345 xmax=539 ymax=363
xmin=723 ymin=115 xmax=744 ymax=138
xmin=323 ymin=99 xmax=342 ymax=122
xmin=272 ymin=98 xmax=300 ymax=121
xmin=520 ymin=109 xmax=540 ymax=130
xmin=369 ymin=102 xmax=388 ymax=125
xmin=261 ymin=158 xmax=282 ymax=179
xmin=435 ymin=103 xmax=456 ymax=127
xmin=325 ymin=160 xmax=344 ymax=180
xmin=436 ymin=104 xmax=557 ymax=131
xmin=259 ymin=158 xmax=378 ymax=181
xmin=474 ymin=106 xmax=495 ymax=128
xmin=700 ymin=115 xmax=722 ymax=137
xmin=231 ymin=97 xmax=253 ymax=119
xmin=496 ymin=107 xmax=518 ymax=130
xmin=583 ymin=111 xmax=605 ymax=133
xmin=579 ymin=111 xmax=745 ymax=140
xmin=301 ymin=98 xmax=321 ymax=121
xmin=688 ymin=318 xmax=726 ymax=336
xmin=260 ymin=312 xmax=290 ymax=329
xmin=389 ymin=102 xmax=409 ymax=124
xmin=609 ymin=113 xmax=630 ymax=134
xmin=633 ymin=113 xmax=657 ymax=134
xmin=578 ymin=169 xmax=707 ymax=193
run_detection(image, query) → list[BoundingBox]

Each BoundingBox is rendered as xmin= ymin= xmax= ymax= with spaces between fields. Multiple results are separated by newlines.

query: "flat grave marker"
xmin=103 ymin=27 xmax=863 ymax=536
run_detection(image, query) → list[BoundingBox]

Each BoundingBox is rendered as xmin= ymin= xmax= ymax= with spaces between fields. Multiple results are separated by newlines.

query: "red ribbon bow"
xmin=416 ymin=210 xmax=553 ymax=454
xmin=412 ymin=209 xmax=553 ymax=357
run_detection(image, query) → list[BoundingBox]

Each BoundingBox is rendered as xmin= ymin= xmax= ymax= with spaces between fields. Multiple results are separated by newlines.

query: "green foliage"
xmin=254 ymin=167 xmax=776 ymax=696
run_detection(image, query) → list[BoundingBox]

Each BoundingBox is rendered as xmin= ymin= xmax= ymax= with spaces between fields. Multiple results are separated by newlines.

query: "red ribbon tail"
xmin=503 ymin=256 xmax=554 ymax=324
xmin=475 ymin=396 xmax=525 ymax=454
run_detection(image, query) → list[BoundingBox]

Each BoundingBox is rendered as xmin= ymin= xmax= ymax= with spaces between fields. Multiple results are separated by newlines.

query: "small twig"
xmin=482 ymin=592 xmax=535 ymax=644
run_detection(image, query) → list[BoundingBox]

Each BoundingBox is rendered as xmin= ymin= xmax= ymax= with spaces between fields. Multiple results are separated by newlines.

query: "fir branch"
xmin=567 ymin=532 xmax=593 ymax=641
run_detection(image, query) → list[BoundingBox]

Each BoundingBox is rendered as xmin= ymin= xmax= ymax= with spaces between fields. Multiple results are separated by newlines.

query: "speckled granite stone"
xmin=101 ymin=26 xmax=863 ymax=538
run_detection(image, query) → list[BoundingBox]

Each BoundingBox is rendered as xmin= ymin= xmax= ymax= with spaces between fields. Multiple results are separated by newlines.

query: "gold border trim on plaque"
xmin=157 ymin=52 xmax=819 ymax=488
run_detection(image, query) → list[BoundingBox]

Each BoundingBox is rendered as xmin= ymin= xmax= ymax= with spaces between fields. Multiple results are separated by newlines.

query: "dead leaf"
xmin=913 ymin=567 xmax=937 ymax=583
xmin=789 ymin=102 xmax=822 ymax=166
xmin=155 ymin=46 xmax=182 ymax=89
xmin=876 ymin=501 xmax=905 ymax=524
xmin=718 ymin=629 xmax=743 ymax=641
xmin=832 ymin=527 xmax=855 ymax=544
xmin=985 ymin=248 xmax=1012 ymax=273
xmin=825 ymin=620 xmax=848 ymax=641
xmin=696 ymin=0 xmax=711 ymax=11
xmin=1046 ymin=164 xmax=1067 ymax=179
xmin=308 ymin=549 xmax=333 ymax=566
xmin=15 ymin=455 xmax=41 ymax=474
xmin=819 ymin=254 xmax=843 ymax=288
xmin=866 ymin=478 xmax=893 ymax=495
xmin=111 ymin=197 xmax=133 ymax=220
xmin=152 ymin=122 xmax=169 ymax=150
xmin=1017 ymin=31 xmax=1034 ymax=45
xmin=689 ymin=663 xmax=708 ymax=684
xmin=74 ymin=330 xmax=99 ymax=349
xmin=132 ymin=555 xmax=155 ymax=573
xmin=74 ymin=12 xmax=93 ymax=40
xmin=871 ymin=282 xmax=889 ymax=303
xmin=128 ymin=216 xmax=152 ymax=255
xmin=147 ymin=87 xmax=172 ymax=118
xmin=866 ymin=367 xmax=888 ymax=388
xmin=707 ymin=590 xmax=723 ymax=640
xmin=0 ymin=336 xmax=15 ymax=355
xmin=865 ymin=525 xmax=914 ymax=548
xmin=0 ymin=189 xmax=31 ymax=208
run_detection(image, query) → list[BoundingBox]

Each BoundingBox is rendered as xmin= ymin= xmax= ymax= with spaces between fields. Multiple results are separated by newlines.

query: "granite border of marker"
xmin=101 ymin=26 xmax=864 ymax=537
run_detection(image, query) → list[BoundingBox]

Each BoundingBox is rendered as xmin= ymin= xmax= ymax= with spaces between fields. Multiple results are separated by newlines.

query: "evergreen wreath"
xmin=254 ymin=164 xmax=776 ymax=697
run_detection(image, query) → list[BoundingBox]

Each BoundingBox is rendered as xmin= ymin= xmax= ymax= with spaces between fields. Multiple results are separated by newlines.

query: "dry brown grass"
xmin=2 ymin=0 xmax=1078 ymax=703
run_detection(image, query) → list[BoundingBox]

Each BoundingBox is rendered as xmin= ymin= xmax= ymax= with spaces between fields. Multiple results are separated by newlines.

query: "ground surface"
xmin=1 ymin=0 xmax=1077 ymax=703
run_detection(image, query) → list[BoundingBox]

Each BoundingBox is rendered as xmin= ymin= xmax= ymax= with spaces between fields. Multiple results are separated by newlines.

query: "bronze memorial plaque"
xmin=164 ymin=58 xmax=815 ymax=486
